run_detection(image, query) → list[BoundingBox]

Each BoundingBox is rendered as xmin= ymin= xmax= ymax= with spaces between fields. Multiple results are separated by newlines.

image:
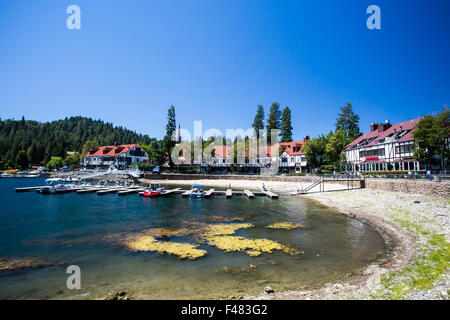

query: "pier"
xmin=204 ymin=189 xmax=215 ymax=198
xmin=244 ymin=189 xmax=254 ymax=198
xmin=15 ymin=184 xmax=279 ymax=200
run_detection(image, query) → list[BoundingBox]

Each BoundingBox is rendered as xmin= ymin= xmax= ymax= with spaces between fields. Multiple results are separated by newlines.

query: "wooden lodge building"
xmin=278 ymin=137 xmax=309 ymax=173
xmin=83 ymin=143 xmax=149 ymax=169
xmin=344 ymin=118 xmax=426 ymax=172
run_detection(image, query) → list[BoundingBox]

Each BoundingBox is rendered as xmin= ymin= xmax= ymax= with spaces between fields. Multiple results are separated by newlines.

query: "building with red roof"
xmin=344 ymin=118 xmax=425 ymax=172
xmin=194 ymin=136 xmax=310 ymax=173
xmin=83 ymin=143 xmax=149 ymax=169
xmin=278 ymin=137 xmax=310 ymax=172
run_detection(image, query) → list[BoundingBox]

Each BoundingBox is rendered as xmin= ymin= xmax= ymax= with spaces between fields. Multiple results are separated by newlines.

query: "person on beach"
xmin=427 ymin=170 xmax=432 ymax=181
xmin=408 ymin=170 xmax=412 ymax=179
xmin=414 ymin=171 xmax=419 ymax=179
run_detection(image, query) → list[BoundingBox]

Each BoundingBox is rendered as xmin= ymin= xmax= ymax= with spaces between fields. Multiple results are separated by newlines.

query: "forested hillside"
xmin=0 ymin=116 xmax=155 ymax=166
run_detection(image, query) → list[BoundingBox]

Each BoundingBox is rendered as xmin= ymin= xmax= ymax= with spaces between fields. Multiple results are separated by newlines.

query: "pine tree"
xmin=252 ymin=105 xmax=265 ymax=138
xmin=166 ymin=105 xmax=177 ymax=139
xmin=266 ymin=102 xmax=281 ymax=144
xmin=280 ymin=106 xmax=293 ymax=142
xmin=335 ymin=102 xmax=361 ymax=141
xmin=15 ymin=150 xmax=29 ymax=170
xmin=164 ymin=105 xmax=177 ymax=166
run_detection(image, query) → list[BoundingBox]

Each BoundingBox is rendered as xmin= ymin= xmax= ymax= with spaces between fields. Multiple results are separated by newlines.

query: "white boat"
xmin=40 ymin=178 xmax=76 ymax=194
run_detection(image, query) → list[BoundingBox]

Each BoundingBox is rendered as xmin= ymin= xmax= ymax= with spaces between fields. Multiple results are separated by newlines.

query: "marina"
xmin=15 ymin=183 xmax=280 ymax=199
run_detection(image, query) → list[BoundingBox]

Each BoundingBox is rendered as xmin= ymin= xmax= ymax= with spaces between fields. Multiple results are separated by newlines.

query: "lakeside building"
xmin=279 ymin=137 xmax=309 ymax=173
xmin=83 ymin=144 xmax=149 ymax=169
xmin=196 ymin=137 xmax=310 ymax=173
xmin=344 ymin=118 xmax=426 ymax=172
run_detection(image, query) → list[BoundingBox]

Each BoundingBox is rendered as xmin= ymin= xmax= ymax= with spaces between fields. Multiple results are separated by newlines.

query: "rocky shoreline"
xmin=253 ymin=189 xmax=449 ymax=300
xmin=141 ymin=178 xmax=449 ymax=300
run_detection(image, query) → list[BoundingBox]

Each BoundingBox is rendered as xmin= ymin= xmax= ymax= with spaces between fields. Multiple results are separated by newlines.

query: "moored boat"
xmin=143 ymin=183 xmax=165 ymax=197
xmin=190 ymin=184 xmax=204 ymax=199
xmin=39 ymin=178 xmax=76 ymax=194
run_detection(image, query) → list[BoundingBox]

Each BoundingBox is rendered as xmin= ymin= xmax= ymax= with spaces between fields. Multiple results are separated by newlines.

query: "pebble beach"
xmin=142 ymin=178 xmax=450 ymax=300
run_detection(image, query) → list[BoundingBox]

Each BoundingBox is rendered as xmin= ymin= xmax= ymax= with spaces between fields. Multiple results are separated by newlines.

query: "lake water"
xmin=0 ymin=177 xmax=386 ymax=299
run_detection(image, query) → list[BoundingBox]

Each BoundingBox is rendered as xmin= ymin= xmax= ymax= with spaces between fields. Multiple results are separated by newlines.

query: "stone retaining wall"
xmin=364 ymin=179 xmax=450 ymax=198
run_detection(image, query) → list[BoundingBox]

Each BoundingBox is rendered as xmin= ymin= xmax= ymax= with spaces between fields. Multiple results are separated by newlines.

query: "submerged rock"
xmin=264 ymin=286 xmax=275 ymax=294
xmin=266 ymin=222 xmax=309 ymax=230
xmin=110 ymin=291 xmax=128 ymax=300
xmin=207 ymin=216 xmax=245 ymax=222
xmin=215 ymin=265 xmax=257 ymax=275
xmin=0 ymin=257 xmax=65 ymax=272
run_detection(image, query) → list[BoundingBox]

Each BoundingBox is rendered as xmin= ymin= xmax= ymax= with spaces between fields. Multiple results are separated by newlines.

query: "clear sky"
xmin=0 ymin=0 xmax=449 ymax=140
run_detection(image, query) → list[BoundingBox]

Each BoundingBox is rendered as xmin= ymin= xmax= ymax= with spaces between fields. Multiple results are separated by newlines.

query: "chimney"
xmin=370 ymin=123 xmax=378 ymax=132
xmin=303 ymin=136 xmax=310 ymax=142
xmin=383 ymin=120 xmax=392 ymax=131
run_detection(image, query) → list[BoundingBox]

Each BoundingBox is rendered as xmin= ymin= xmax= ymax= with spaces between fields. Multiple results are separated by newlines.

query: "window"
xmin=395 ymin=143 xmax=414 ymax=154
xmin=359 ymin=148 xmax=385 ymax=158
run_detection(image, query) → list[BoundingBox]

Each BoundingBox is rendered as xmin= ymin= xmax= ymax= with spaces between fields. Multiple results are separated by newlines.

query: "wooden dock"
xmin=244 ymin=189 xmax=255 ymax=198
xmin=15 ymin=186 xmax=44 ymax=192
xmin=77 ymin=187 xmax=102 ymax=194
xmin=97 ymin=188 xmax=123 ymax=195
xmin=204 ymin=189 xmax=215 ymax=198
xmin=161 ymin=187 xmax=181 ymax=196
xmin=182 ymin=190 xmax=193 ymax=198
xmin=15 ymin=184 xmax=280 ymax=200
xmin=118 ymin=188 xmax=145 ymax=196
xmin=264 ymin=190 xmax=279 ymax=199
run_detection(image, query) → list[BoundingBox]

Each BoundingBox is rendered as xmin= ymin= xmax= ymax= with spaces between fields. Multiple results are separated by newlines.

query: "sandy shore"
xmin=141 ymin=178 xmax=450 ymax=300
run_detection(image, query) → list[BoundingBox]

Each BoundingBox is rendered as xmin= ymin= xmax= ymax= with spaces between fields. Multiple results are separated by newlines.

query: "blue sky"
xmin=0 ymin=0 xmax=449 ymax=140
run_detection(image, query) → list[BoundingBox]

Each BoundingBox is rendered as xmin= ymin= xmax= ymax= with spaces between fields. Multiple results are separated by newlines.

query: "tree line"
xmin=302 ymin=102 xmax=361 ymax=172
xmin=249 ymin=101 xmax=362 ymax=172
xmin=0 ymin=116 xmax=155 ymax=169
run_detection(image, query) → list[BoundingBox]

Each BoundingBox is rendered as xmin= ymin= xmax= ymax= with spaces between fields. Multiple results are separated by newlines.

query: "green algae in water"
xmin=125 ymin=235 xmax=207 ymax=260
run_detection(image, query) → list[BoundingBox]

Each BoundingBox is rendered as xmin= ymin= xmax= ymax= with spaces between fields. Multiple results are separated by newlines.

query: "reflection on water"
xmin=0 ymin=178 xmax=386 ymax=299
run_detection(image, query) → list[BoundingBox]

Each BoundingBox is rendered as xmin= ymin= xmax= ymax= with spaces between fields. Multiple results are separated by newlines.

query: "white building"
xmin=344 ymin=118 xmax=425 ymax=172
xmin=278 ymin=137 xmax=309 ymax=173
xmin=83 ymin=144 xmax=149 ymax=169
